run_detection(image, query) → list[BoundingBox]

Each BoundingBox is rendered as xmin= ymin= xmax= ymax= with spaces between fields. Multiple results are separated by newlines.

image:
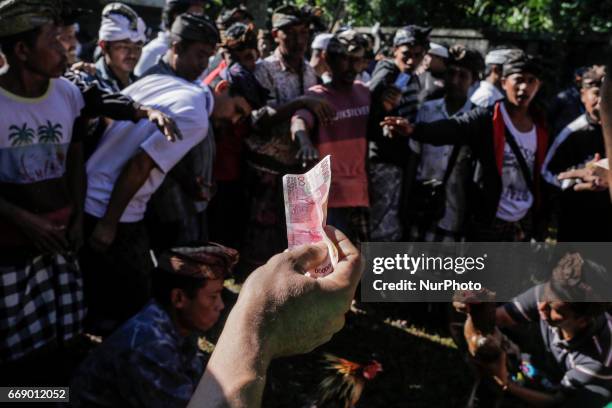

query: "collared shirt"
xmin=249 ymin=48 xmax=318 ymax=171
xmin=135 ymin=31 xmax=171 ymax=77
xmin=71 ymin=301 xmax=206 ymax=408
xmin=505 ymin=285 xmax=612 ymax=400
xmin=470 ymin=80 xmax=504 ymax=108
xmin=411 ymin=97 xmax=474 ymax=233
xmin=94 ymin=58 xmax=137 ymax=93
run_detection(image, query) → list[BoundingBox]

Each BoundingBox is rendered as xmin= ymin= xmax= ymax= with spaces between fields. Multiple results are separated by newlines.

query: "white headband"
xmin=99 ymin=13 xmax=146 ymax=43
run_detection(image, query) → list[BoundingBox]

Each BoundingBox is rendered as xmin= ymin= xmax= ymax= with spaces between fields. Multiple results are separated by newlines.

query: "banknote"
xmin=283 ymin=155 xmax=338 ymax=277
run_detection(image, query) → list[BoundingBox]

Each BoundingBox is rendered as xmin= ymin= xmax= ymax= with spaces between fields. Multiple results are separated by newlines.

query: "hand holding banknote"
xmin=188 ymin=226 xmax=362 ymax=408
xmin=283 ymin=156 xmax=338 ymax=277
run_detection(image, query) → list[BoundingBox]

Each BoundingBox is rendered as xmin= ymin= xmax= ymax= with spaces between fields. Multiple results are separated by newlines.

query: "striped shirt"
xmin=505 ymin=285 xmax=612 ymax=399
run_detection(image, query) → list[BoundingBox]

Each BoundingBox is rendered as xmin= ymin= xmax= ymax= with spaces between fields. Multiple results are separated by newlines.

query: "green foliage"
xmin=274 ymin=0 xmax=612 ymax=36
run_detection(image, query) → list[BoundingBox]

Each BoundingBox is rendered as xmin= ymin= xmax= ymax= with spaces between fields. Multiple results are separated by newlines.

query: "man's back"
xmin=85 ymin=74 xmax=212 ymax=223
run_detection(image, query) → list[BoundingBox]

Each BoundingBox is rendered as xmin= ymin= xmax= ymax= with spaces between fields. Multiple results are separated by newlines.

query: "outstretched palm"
xmin=38 ymin=120 xmax=63 ymax=143
xmin=8 ymin=123 xmax=36 ymax=146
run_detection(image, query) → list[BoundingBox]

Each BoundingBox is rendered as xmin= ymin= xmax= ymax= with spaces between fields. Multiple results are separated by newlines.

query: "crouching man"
xmin=71 ymin=244 xmax=238 ymax=408
xmin=457 ymin=252 xmax=612 ymax=407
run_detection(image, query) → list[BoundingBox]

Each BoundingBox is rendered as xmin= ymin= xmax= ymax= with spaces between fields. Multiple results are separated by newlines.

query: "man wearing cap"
xmin=71 ymin=244 xmax=238 ymax=408
xmin=239 ymin=5 xmax=334 ymax=273
xmin=204 ymin=25 xmax=263 ymax=250
xmin=140 ymin=12 xmax=225 ymax=252
xmin=542 ymin=65 xmax=612 ymax=241
xmin=367 ymin=24 xmax=431 ymax=242
xmin=470 ymin=48 xmax=514 ymax=108
xmin=390 ymin=50 xmax=549 ymax=242
xmin=291 ymin=31 xmax=371 ymax=244
xmin=0 ymin=0 xmax=87 ymax=383
xmin=94 ymin=2 xmax=146 ymax=92
xmin=418 ymin=42 xmax=449 ymax=102
xmin=203 ymin=7 xmax=255 ymax=84
xmin=79 ymin=12 xmax=253 ymax=334
xmin=134 ymin=0 xmax=205 ymax=77
xmin=203 ymin=21 xmax=258 ymax=85
xmin=406 ymin=46 xmax=481 ymax=242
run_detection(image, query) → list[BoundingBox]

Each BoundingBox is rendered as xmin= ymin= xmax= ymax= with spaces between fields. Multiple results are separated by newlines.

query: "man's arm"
xmin=291 ymin=114 xmax=319 ymax=167
xmin=65 ymin=70 xmax=181 ymax=142
xmin=481 ymin=353 xmax=565 ymax=407
xmin=506 ymin=384 xmax=565 ymax=407
xmin=88 ymin=150 xmax=156 ymax=252
xmin=411 ymin=107 xmax=489 ymax=146
xmin=378 ymin=106 xmax=490 ymax=146
xmin=188 ymin=226 xmax=362 ymax=408
xmin=255 ymin=96 xmax=335 ymax=131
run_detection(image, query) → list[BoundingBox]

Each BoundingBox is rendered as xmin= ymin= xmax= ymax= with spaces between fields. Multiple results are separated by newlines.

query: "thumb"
xmin=319 ymin=226 xmax=362 ymax=291
xmin=286 ymin=241 xmax=329 ymax=274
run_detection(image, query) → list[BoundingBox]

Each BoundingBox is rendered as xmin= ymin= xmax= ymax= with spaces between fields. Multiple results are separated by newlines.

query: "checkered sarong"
xmin=0 ymin=253 xmax=85 ymax=363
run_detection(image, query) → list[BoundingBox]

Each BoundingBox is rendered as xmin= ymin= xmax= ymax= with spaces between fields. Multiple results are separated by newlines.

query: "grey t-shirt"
xmin=504 ymin=285 xmax=612 ymax=400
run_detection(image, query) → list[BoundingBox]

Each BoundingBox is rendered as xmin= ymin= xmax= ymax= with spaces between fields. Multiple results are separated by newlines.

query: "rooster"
xmin=310 ymin=354 xmax=382 ymax=408
xmin=452 ymin=289 xmax=519 ymax=408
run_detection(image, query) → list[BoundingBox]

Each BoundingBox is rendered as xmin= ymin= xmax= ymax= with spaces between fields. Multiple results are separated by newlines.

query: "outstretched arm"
xmin=188 ymin=226 xmax=362 ymax=408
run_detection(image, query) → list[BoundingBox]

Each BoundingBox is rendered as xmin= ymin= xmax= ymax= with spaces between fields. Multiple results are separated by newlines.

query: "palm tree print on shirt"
xmin=8 ymin=123 xmax=36 ymax=146
xmin=37 ymin=120 xmax=63 ymax=143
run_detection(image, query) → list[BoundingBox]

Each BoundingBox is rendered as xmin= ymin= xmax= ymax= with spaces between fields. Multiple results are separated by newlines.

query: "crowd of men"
xmin=0 ymin=0 xmax=611 ymax=407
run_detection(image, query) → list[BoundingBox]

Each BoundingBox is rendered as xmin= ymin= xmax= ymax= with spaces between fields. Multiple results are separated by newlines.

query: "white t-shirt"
xmin=496 ymin=103 xmax=536 ymax=222
xmin=470 ymin=80 xmax=504 ymax=108
xmin=85 ymin=74 xmax=213 ymax=222
xmin=0 ymin=78 xmax=84 ymax=184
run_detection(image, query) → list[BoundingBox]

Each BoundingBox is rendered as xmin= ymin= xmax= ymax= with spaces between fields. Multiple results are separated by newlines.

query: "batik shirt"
xmin=250 ymin=48 xmax=318 ymax=171
xmin=71 ymin=301 xmax=207 ymax=408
